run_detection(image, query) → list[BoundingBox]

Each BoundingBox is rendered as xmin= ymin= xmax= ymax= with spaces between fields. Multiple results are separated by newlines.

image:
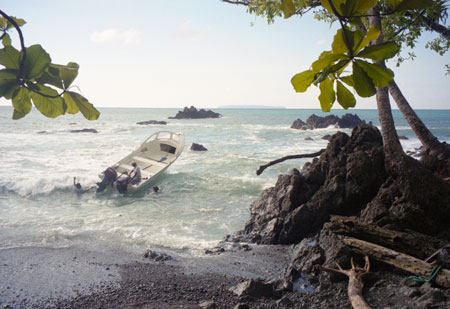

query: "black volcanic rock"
xmin=291 ymin=113 xmax=366 ymax=130
xmin=169 ymin=106 xmax=221 ymax=119
xmin=191 ymin=143 xmax=208 ymax=151
xmin=290 ymin=119 xmax=306 ymax=129
xmin=234 ymin=125 xmax=386 ymax=245
xmin=136 ymin=120 xmax=167 ymax=125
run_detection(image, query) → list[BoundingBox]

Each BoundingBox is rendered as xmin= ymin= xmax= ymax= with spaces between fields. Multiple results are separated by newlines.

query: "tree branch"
xmin=421 ymin=15 xmax=450 ymax=41
xmin=256 ymin=149 xmax=325 ymax=175
xmin=0 ymin=10 xmax=27 ymax=84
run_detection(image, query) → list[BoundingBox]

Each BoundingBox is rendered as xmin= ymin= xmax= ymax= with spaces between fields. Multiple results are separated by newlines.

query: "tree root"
xmin=316 ymin=256 xmax=371 ymax=309
xmin=256 ymin=149 xmax=325 ymax=175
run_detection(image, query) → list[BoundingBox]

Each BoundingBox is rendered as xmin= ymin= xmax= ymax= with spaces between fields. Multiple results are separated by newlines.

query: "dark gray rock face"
xmin=291 ymin=113 xmax=366 ymax=130
xmin=191 ymin=143 xmax=208 ymax=151
xmin=136 ymin=120 xmax=167 ymax=125
xmin=234 ymin=125 xmax=386 ymax=245
xmin=169 ymin=106 xmax=221 ymax=119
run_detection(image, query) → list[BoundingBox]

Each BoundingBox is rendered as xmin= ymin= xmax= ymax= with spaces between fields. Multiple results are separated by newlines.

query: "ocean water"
xmin=0 ymin=106 xmax=449 ymax=256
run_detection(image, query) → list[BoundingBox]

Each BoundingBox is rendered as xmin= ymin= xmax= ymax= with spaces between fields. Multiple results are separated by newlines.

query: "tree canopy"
xmin=0 ymin=10 xmax=99 ymax=120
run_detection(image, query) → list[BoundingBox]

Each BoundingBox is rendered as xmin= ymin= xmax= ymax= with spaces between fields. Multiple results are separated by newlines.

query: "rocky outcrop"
xmin=234 ymin=125 xmax=386 ymax=245
xmin=291 ymin=113 xmax=367 ymax=130
xmin=169 ymin=106 xmax=221 ymax=119
xmin=136 ymin=120 xmax=167 ymax=125
xmin=191 ymin=143 xmax=208 ymax=151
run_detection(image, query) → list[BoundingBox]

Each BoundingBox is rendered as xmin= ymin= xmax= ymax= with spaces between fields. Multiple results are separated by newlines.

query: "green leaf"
xmin=30 ymin=84 xmax=65 ymax=118
xmin=329 ymin=58 xmax=351 ymax=75
xmin=23 ymin=44 xmax=51 ymax=80
xmin=6 ymin=17 xmax=26 ymax=30
xmin=65 ymin=91 xmax=100 ymax=120
xmin=12 ymin=109 xmax=26 ymax=120
xmin=0 ymin=69 xmax=19 ymax=98
xmin=312 ymin=52 xmax=346 ymax=73
xmin=356 ymin=41 xmax=400 ymax=60
xmin=332 ymin=29 xmax=348 ymax=54
xmin=62 ymin=92 xmax=79 ymax=114
xmin=281 ymin=0 xmax=296 ymax=18
xmin=2 ymin=33 xmax=11 ymax=46
xmin=388 ymin=0 xmax=434 ymax=11
xmin=318 ymin=78 xmax=335 ymax=112
xmin=291 ymin=70 xmax=315 ymax=93
xmin=342 ymin=0 xmax=377 ymax=16
xmin=340 ymin=75 xmax=354 ymax=87
xmin=320 ymin=0 xmax=346 ymax=16
xmin=12 ymin=87 xmax=32 ymax=115
xmin=0 ymin=45 xmax=20 ymax=69
xmin=36 ymin=65 xmax=64 ymax=89
xmin=354 ymin=26 xmax=380 ymax=54
xmin=58 ymin=62 xmax=79 ymax=88
xmin=355 ymin=59 xmax=394 ymax=88
xmin=352 ymin=61 xmax=376 ymax=97
xmin=336 ymin=80 xmax=356 ymax=109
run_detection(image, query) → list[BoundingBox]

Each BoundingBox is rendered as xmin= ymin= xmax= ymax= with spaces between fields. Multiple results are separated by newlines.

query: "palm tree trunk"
xmin=368 ymin=6 xmax=405 ymax=165
xmin=388 ymin=81 xmax=442 ymax=151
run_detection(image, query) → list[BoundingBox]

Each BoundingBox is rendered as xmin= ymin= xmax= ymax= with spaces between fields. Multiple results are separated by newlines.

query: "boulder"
xmin=191 ymin=143 xmax=208 ymax=151
xmin=229 ymin=279 xmax=281 ymax=299
xmin=291 ymin=113 xmax=366 ymax=130
xmin=136 ymin=120 xmax=167 ymax=125
xmin=70 ymin=128 xmax=98 ymax=133
xmin=169 ymin=106 xmax=221 ymax=119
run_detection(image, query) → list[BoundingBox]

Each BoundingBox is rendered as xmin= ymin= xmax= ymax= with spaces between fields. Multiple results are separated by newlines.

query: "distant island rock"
xmin=191 ymin=143 xmax=208 ymax=151
xmin=70 ymin=128 xmax=98 ymax=133
xmin=136 ymin=120 xmax=167 ymax=125
xmin=169 ymin=106 xmax=221 ymax=119
xmin=291 ymin=113 xmax=367 ymax=130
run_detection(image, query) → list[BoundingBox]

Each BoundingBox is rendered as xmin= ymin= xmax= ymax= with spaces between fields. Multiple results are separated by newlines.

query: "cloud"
xmin=90 ymin=28 xmax=141 ymax=44
xmin=172 ymin=20 xmax=202 ymax=40
xmin=316 ymin=39 xmax=327 ymax=46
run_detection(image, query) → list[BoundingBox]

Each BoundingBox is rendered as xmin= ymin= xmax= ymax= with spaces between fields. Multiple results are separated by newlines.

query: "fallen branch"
xmin=328 ymin=215 xmax=448 ymax=261
xmin=343 ymin=237 xmax=450 ymax=288
xmin=316 ymin=256 xmax=371 ymax=309
xmin=256 ymin=149 xmax=325 ymax=175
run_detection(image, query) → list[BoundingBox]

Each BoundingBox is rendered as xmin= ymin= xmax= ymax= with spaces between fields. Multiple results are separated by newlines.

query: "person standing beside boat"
xmin=129 ymin=162 xmax=141 ymax=185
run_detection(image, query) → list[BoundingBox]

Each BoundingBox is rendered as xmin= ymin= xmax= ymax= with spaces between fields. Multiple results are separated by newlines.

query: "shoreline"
xmin=0 ymin=243 xmax=294 ymax=308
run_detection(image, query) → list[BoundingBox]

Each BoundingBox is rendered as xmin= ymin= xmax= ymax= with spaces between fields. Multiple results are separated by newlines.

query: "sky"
xmin=1 ymin=0 xmax=449 ymax=110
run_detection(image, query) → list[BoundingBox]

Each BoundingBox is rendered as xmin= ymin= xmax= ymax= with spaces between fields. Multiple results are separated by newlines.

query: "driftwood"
xmin=316 ymin=256 xmax=371 ymax=309
xmin=329 ymin=215 xmax=448 ymax=261
xmin=343 ymin=237 xmax=450 ymax=288
xmin=256 ymin=149 xmax=325 ymax=175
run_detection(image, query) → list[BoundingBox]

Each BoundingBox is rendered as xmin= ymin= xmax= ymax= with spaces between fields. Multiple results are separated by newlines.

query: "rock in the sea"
xmin=230 ymin=279 xmax=281 ymax=299
xmin=291 ymin=113 xmax=366 ymax=130
xmin=321 ymin=135 xmax=331 ymax=140
xmin=169 ymin=106 xmax=221 ymax=119
xmin=304 ymin=137 xmax=313 ymax=141
xmin=290 ymin=119 xmax=306 ymax=129
xmin=70 ymin=128 xmax=98 ymax=133
xmin=191 ymin=143 xmax=208 ymax=151
xmin=136 ymin=120 xmax=167 ymax=125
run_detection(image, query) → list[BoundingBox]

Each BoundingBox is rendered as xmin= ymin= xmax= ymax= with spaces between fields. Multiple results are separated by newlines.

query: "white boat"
xmin=106 ymin=131 xmax=184 ymax=192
